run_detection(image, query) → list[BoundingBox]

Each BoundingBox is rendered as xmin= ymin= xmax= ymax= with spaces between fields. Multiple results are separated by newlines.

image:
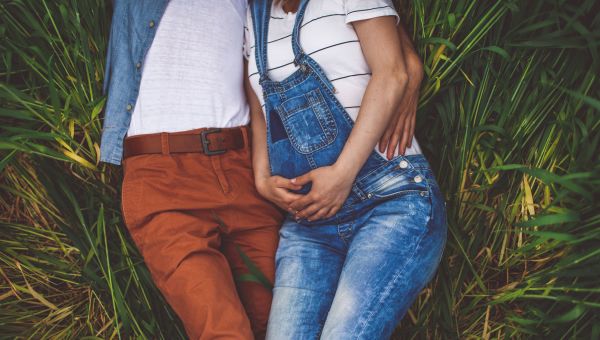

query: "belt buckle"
xmin=200 ymin=129 xmax=226 ymax=155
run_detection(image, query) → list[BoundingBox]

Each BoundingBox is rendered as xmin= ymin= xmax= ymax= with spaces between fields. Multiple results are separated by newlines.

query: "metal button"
xmin=367 ymin=193 xmax=372 ymax=198
xmin=399 ymin=160 xmax=409 ymax=169
xmin=420 ymin=191 xmax=427 ymax=197
xmin=149 ymin=20 xmax=155 ymax=28
xmin=414 ymin=175 xmax=423 ymax=183
xmin=126 ymin=104 xmax=133 ymax=111
xmin=136 ymin=62 xmax=142 ymax=69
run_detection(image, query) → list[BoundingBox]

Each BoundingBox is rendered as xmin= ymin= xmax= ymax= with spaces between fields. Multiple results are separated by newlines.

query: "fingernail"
xmin=291 ymin=178 xmax=296 ymax=183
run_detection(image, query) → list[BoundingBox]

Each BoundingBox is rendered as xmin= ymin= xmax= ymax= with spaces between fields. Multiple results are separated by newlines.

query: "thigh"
xmin=322 ymin=191 xmax=447 ymax=340
xmin=121 ymin=155 xmax=254 ymax=340
xmin=222 ymin=225 xmax=280 ymax=340
xmin=266 ymin=218 xmax=346 ymax=340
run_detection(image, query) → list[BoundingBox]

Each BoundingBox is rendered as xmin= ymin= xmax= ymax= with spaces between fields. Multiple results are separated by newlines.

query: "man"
xmin=100 ymin=1 xmax=423 ymax=339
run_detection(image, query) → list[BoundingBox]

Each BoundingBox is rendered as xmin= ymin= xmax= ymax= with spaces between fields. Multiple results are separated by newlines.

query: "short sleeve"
xmin=243 ymin=9 xmax=253 ymax=60
xmin=343 ymin=0 xmax=399 ymax=24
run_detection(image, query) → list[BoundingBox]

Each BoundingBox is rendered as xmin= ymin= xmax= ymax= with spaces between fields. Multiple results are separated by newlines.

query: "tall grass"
xmin=1 ymin=0 xmax=598 ymax=338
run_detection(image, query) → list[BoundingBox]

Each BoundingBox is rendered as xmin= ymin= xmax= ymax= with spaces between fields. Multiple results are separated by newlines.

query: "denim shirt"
xmin=99 ymin=0 xmax=169 ymax=165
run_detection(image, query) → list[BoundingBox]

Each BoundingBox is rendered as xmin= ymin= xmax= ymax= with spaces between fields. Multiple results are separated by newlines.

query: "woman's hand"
xmin=288 ymin=164 xmax=355 ymax=222
xmin=255 ymin=175 xmax=303 ymax=212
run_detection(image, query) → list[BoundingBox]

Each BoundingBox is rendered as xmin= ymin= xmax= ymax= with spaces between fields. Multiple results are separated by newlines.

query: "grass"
xmin=1 ymin=0 xmax=599 ymax=338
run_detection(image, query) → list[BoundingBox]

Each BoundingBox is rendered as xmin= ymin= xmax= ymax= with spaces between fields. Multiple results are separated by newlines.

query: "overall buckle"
xmin=200 ymin=129 xmax=226 ymax=155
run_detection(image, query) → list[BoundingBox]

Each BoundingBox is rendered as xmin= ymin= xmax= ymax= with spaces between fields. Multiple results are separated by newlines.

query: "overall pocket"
xmin=356 ymin=159 xmax=431 ymax=201
xmin=277 ymin=88 xmax=337 ymax=154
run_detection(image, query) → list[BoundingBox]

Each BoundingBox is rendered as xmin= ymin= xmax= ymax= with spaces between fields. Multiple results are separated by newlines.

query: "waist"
xmin=123 ymin=126 xmax=250 ymax=159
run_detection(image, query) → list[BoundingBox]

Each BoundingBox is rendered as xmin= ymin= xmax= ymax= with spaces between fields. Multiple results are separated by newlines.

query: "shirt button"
xmin=126 ymin=104 xmax=133 ymax=111
xmin=399 ymin=160 xmax=409 ymax=169
xmin=414 ymin=175 xmax=423 ymax=183
xmin=149 ymin=20 xmax=155 ymax=28
xmin=136 ymin=62 xmax=142 ymax=69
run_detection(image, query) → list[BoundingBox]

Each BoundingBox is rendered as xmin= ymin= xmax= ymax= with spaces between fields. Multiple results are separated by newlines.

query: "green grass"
xmin=1 ymin=0 xmax=598 ymax=338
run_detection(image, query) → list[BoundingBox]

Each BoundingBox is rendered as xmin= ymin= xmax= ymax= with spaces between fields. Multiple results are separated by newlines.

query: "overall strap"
xmin=250 ymin=0 xmax=272 ymax=83
xmin=291 ymin=0 xmax=310 ymax=65
xmin=290 ymin=0 xmax=335 ymax=92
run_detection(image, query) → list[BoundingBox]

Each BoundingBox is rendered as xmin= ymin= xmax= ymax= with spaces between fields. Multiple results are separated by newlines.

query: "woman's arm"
xmin=290 ymin=16 xmax=409 ymax=221
xmin=244 ymin=60 xmax=302 ymax=210
xmin=379 ymin=23 xmax=424 ymax=158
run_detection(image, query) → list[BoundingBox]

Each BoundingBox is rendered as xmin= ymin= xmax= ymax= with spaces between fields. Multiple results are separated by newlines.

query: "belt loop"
xmin=161 ymin=132 xmax=170 ymax=155
xmin=241 ymin=125 xmax=250 ymax=148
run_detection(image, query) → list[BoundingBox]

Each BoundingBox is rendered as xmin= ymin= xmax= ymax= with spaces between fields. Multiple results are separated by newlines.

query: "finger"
xmin=296 ymin=202 xmax=323 ymax=220
xmin=379 ymin=113 xmax=400 ymax=153
xmin=280 ymin=191 xmax=303 ymax=205
xmin=387 ymin=115 xmax=406 ymax=159
xmin=379 ymin=128 xmax=392 ymax=153
xmin=291 ymin=172 xmax=312 ymax=186
xmin=407 ymin=113 xmax=416 ymax=148
xmin=289 ymin=194 xmax=315 ymax=212
xmin=399 ymin=121 xmax=411 ymax=155
xmin=323 ymin=206 xmax=338 ymax=219
xmin=306 ymin=206 xmax=331 ymax=222
xmin=274 ymin=176 xmax=303 ymax=191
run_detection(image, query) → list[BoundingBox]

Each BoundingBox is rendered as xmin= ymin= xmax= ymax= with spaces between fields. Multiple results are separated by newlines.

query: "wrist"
xmin=254 ymin=172 xmax=269 ymax=191
xmin=332 ymin=159 xmax=360 ymax=182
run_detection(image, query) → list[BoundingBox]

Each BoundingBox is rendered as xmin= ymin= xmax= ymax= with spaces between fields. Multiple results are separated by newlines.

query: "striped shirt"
xmin=244 ymin=0 xmax=421 ymax=156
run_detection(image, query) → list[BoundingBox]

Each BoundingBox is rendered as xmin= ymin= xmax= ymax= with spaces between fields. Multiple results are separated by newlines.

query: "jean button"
xmin=367 ymin=193 xmax=372 ymax=198
xmin=414 ymin=175 xmax=423 ymax=183
xmin=149 ymin=20 xmax=155 ymax=28
xmin=399 ymin=160 xmax=409 ymax=169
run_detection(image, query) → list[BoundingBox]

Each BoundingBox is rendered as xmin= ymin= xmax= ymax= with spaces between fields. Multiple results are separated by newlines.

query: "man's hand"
xmin=288 ymin=165 xmax=354 ymax=222
xmin=378 ymin=83 xmax=419 ymax=158
xmin=255 ymin=175 xmax=303 ymax=212
xmin=378 ymin=25 xmax=424 ymax=159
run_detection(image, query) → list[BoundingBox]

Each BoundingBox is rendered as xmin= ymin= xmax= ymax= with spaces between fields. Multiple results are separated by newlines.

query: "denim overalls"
xmin=251 ymin=1 xmax=448 ymax=339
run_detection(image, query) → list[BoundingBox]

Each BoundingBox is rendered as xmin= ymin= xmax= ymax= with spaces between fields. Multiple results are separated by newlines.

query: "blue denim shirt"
xmin=100 ymin=0 xmax=169 ymax=165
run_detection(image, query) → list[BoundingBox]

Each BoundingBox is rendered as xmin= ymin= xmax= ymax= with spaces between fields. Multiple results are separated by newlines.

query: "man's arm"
xmin=378 ymin=23 xmax=424 ymax=158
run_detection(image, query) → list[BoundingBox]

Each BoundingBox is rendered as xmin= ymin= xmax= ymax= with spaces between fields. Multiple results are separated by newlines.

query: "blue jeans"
xmin=266 ymin=155 xmax=447 ymax=340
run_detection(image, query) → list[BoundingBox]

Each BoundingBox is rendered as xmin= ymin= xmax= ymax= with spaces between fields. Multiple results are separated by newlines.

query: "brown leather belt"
xmin=123 ymin=127 xmax=248 ymax=159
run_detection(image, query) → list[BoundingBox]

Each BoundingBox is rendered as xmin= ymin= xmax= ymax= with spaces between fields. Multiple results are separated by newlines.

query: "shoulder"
xmin=340 ymin=0 xmax=399 ymax=24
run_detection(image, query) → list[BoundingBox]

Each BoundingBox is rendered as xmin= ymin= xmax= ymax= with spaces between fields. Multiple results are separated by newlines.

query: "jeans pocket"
xmin=359 ymin=168 xmax=430 ymax=202
xmin=277 ymin=88 xmax=337 ymax=154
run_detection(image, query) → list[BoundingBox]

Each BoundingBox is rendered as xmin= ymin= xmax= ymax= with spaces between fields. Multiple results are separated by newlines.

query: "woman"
xmin=244 ymin=0 xmax=447 ymax=338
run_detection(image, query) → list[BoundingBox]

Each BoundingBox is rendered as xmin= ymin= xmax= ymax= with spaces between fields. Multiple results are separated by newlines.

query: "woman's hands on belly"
xmin=288 ymin=164 xmax=355 ymax=222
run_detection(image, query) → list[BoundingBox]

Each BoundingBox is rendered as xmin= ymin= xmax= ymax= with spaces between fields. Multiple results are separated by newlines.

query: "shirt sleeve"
xmin=343 ymin=0 xmax=399 ymax=24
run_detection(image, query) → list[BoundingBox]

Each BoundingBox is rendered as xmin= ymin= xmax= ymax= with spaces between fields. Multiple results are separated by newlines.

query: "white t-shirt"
xmin=128 ymin=0 xmax=249 ymax=137
xmin=244 ymin=0 xmax=421 ymax=156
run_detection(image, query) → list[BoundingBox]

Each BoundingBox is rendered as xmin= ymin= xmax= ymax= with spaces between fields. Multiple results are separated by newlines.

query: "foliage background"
xmin=0 ymin=0 xmax=598 ymax=338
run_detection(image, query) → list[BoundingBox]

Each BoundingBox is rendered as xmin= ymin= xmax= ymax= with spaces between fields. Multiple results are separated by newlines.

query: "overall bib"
xmin=250 ymin=1 xmax=448 ymax=339
xmin=251 ymin=0 xmax=430 ymax=226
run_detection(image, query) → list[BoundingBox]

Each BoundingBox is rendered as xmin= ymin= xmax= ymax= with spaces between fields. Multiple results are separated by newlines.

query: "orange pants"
xmin=121 ymin=129 xmax=283 ymax=339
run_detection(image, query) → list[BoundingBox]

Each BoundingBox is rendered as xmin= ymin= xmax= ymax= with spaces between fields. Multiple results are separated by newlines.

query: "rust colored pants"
xmin=121 ymin=128 xmax=283 ymax=340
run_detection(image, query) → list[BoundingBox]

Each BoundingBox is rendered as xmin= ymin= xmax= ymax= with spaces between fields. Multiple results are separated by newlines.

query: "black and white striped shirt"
xmin=244 ymin=0 xmax=421 ymax=156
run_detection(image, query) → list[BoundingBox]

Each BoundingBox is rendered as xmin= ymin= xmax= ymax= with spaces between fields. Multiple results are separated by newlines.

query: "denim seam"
xmin=356 ymin=156 xmax=411 ymax=186
xmin=352 ymin=229 xmax=428 ymax=339
xmin=362 ymin=169 xmax=420 ymax=194
xmin=371 ymin=189 xmax=429 ymax=200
